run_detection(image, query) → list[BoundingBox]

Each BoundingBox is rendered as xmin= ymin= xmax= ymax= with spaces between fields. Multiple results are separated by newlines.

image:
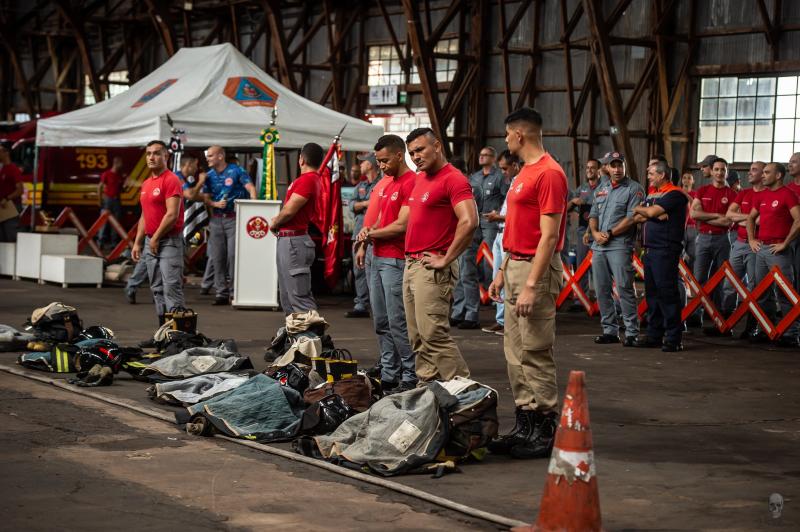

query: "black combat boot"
xmin=488 ymin=407 xmax=534 ymax=455
xmin=510 ymin=410 xmax=558 ymax=459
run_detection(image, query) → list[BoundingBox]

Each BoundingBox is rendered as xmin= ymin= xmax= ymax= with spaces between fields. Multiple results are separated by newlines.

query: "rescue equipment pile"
xmin=5 ymin=305 xmax=500 ymax=477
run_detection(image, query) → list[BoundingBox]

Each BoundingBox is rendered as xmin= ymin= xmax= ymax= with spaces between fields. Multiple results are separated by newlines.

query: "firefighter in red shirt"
xmin=132 ymin=141 xmax=186 ymax=325
xmin=402 ymin=127 xmax=478 ymax=382
xmin=746 ymin=162 xmax=800 ymax=347
xmin=787 ymin=152 xmax=800 ymax=294
xmin=98 ymin=156 xmax=125 ymax=247
xmin=0 ymin=145 xmax=23 ymax=242
xmin=689 ymin=157 xmax=737 ymax=332
xmin=488 ymin=107 xmax=569 ymax=459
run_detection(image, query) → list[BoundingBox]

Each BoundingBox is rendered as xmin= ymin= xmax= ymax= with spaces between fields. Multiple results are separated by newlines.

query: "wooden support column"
xmin=377 ymin=0 xmax=407 ymax=70
xmin=560 ymin=0 xmax=580 ymax=187
xmin=401 ymin=0 xmax=449 ymax=155
xmin=263 ymin=0 xmax=296 ymax=92
xmin=143 ymin=0 xmax=176 ymax=56
xmin=466 ymin=0 xmax=490 ymax=164
xmin=53 ymin=0 xmax=103 ymax=103
xmin=498 ymin=0 xmax=512 ymax=114
xmin=582 ymin=0 xmax=638 ymax=180
xmin=0 ymin=28 xmax=36 ymax=116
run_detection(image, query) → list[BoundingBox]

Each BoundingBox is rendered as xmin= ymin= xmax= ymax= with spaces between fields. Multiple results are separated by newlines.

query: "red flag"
xmin=317 ymin=140 xmax=344 ymax=289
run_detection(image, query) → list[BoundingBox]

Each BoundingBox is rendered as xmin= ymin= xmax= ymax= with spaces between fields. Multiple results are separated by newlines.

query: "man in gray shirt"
xmin=588 ymin=151 xmax=645 ymax=346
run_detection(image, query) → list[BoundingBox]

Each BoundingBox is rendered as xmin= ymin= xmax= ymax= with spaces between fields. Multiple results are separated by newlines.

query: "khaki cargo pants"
xmin=403 ymin=258 xmax=471 ymax=382
xmin=503 ymin=253 xmax=563 ymax=413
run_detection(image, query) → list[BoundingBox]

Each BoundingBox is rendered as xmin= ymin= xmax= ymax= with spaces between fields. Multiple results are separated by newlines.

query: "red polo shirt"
xmin=100 ymin=169 xmax=124 ymax=199
xmin=754 ymin=186 xmax=799 ymax=242
xmin=139 ymin=169 xmax=184 ymax=237
xmin=282 ymin=171 xmax=319 ymax=231
xmin=0 ymin=163 xmax=22 ymax=199
xmin=404 ymin=163 xmax=473 ymax=254
xmin=363 ymin=175 xmax=393 ymax=228
xmin=695 ymin=183 xmax=736 ymax=234
xmin=503 ymin=153 xmax=569 ymax=255
xmin=374 ymin=170 xmax=417 ymax=259
xmin=733 ymin=188 xmax=759 ymax=241
xmin=787 ymin=181 xmax=800 ymax=199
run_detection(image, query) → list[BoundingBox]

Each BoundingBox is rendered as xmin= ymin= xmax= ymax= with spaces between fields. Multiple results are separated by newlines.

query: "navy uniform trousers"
xmin=644 ymin=247 xmax=683 ymax=345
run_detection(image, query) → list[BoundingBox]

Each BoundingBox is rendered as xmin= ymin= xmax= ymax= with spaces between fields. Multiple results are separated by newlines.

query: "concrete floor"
xmin=1 ymin=277 xmax=799 ymax=530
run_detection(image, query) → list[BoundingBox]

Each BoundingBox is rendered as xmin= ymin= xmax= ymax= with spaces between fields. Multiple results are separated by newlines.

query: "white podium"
xmin=233 ymin=199 xmax=281 ymax=309
xmin=15 ymin=233 xmax=78 ymax=280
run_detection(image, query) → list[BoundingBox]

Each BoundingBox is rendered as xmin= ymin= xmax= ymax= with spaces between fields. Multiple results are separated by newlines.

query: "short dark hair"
xmin=498 ymin=149 xmax=519 ymax=166
xmin=504 ymin=107 xmax=543 ymax=128
xmin=374 ymin=134 xmax=406 ymax=153
xmin=587 ymin=158 xmax=601 ymax=167
xmin=770 ymin=162 xmax=787 ymax=178
xmin=406 ymin=127 xmax=436 ymax=145
xmin=146 ymin=140 xmax=168 ymax=151
xmin=300 ymin=142 xmax=324 ymax=168
xmin=711 ymin=157 xmax=728 ymax=167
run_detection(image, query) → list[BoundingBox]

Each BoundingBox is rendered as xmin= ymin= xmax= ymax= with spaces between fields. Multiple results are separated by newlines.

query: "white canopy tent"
xmin=36 ymin=43 xmax=382 ymax=151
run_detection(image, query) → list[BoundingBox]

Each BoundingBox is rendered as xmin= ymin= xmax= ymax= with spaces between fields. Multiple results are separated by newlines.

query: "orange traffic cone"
xmin=513 ymin=370 xmax=602 ymax=532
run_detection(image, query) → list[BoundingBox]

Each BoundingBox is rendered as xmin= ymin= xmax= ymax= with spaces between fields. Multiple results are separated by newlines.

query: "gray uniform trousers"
xmin=371 ymin=254 xmax=417 ymax=384
xmin=352 ymin=242 xmax=370 ymax=311
xmin=365 ymin=245 xmax=394 ymax=373
xmin=723 ymin=239 xmax=758 ymax=329
xmin=201 ymin=258 xmax=215 ymax=290
xmin=692 ymin=232 xmax=733 ymax=321
xmin=591 ymin=248 xmax=639 ymax=337
xmin=479 ymin=219 xmax=499 ymax=286
xmin=451 ymin=229 xmax=482 ymax=322
xmin=208 ymin=216 xmax=236 ymax=299
xmin=574 ymin=229 xmax=592 ymax=296
xmin=792 ymin=240 xmax=800 ymax=296
xmin=126 ymin=257 xmax=149 ymax=294
xmin=755 ymin=246 xmax=799 ymax=338
xmin=99 ymin=197 xmax=123 ymax=245
xmin=277 ymin=234 xmax=317 ymax=315
xmin=144 ymin=235 xmax=186 ymax=316
xmin=678 ymin=226 xmax=698 ymax=308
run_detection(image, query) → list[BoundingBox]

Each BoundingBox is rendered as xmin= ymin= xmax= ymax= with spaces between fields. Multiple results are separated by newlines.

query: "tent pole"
xmin=30 ymin=144 xmax=39 ymax=231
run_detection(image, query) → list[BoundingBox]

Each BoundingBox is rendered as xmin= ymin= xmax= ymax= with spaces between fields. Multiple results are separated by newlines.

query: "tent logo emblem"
xmin=223 ymin=77 xmax=278 ymax=108
xmin=132 ymin=79 xmax=177 ymax=108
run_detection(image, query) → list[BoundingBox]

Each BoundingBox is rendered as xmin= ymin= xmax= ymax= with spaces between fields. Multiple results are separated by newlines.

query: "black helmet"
xmin=76 ymin=326 xmax=115 ymax=342
xmin=75 ymin=341 xmax=123 ymax=373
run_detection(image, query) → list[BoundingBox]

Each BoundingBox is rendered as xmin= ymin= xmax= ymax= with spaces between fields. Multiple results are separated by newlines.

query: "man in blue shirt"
xmin=202 ymin=146 xmax=256 ymax=305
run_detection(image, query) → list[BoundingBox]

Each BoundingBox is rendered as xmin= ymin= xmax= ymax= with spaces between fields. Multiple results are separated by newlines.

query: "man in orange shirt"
xmin=488 ymin=108 xmax=568 ymax=459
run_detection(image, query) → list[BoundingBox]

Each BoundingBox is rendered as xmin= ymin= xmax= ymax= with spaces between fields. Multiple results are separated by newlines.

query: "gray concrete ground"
xmin=0 ymin=277 xmax=799 ymax=530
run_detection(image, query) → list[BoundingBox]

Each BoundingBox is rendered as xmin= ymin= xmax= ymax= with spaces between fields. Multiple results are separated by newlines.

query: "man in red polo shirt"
xmin=0 ymin=145 xmax=23 ymax=242
xmin=689 ymin=157 xmax=737 ymax=332
xmin=132 ymin=141 xmax=186 ymax=325
xmin=270 ymin=143 xmax=322 ymax=314
xmin=487 ymin=107 xmax=568 ymax=459
xmin=723 ymin=161 xmax=765 ymax=339
xmin=787 ymin=152 xmax=800 ymax=294
xmin=747 ymin=162 xmax=800 ymax=347
xmin=402 ymin=127 xmax=477 ymax=382
xmin=354 ymin=134 xmax=419 ymax=392
xmin=98 ymin=156 xmax=125 ymax=247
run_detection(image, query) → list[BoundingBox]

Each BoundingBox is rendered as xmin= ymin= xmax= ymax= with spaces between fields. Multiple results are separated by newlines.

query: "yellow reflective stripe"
xmin=54 ymin=348 xmax=64 ymax=372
